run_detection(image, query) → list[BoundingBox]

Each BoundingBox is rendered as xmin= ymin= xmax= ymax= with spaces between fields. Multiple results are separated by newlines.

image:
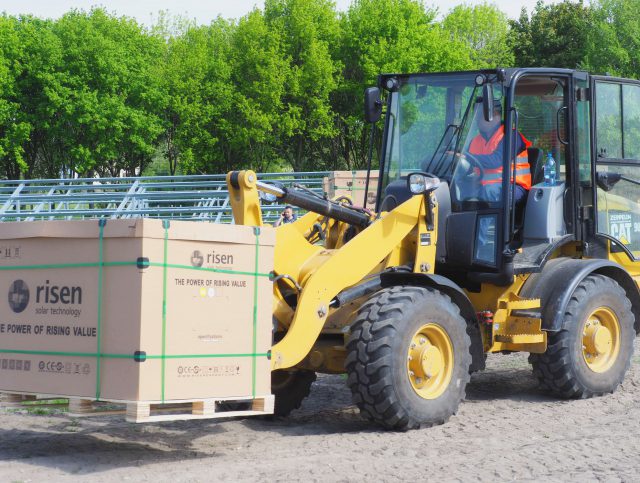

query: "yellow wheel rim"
xmin=406 ymin=323 xmax=454 ymax=399
xmin=582 ymin=307 xmax=620 ymax=373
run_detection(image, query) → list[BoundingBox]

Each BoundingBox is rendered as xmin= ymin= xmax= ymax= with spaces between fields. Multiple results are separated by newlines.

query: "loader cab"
xmin=371 ymin=68 xmax=592 ymax=287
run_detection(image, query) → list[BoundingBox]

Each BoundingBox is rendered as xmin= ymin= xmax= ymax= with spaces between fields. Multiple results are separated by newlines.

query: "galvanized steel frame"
xmin=0 ymin=172 xmax=329 ymax=223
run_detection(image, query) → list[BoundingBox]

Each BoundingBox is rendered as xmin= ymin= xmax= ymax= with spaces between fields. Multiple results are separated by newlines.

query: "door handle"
xmin=557 ymin=106 xmax=568 ymax=145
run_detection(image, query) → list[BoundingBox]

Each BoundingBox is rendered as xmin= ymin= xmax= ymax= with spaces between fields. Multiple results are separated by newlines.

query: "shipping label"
xmin=176 ymin=363 xmax=241 ymax=378
xmin=0 ymin=358 xmax=31 ymax=372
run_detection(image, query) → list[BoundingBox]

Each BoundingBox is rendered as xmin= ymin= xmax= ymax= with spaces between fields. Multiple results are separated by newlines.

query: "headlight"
xmin=408 ymin=173 xmax=440 ymax=194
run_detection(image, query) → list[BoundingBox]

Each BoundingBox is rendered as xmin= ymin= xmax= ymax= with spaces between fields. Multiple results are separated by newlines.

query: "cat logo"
xmin=609 ymin=212 xmax=633 ymax=245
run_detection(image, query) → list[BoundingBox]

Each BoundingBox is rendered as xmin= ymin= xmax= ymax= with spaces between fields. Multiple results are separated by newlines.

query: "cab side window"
xmin=514 ymin=77 xmax=567 ymax=185
xmin=595 ymin=81 xmax=640 ymax=258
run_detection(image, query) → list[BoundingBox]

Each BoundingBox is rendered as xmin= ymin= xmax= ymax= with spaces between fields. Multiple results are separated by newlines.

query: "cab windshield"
xmin=380 ymin=73 xmax=504 ymax=205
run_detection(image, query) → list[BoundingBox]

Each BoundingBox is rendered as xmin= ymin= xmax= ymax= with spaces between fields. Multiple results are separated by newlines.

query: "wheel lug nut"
xmin=419 ymin=338 xmax=426 ymax=345
xmin=410 ymin=343 xmax=416 ymax=349
xmin=408 ymin=356 xmax=412 ymax=361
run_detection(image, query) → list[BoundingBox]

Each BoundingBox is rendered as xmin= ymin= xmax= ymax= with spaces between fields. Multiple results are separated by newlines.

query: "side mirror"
xmin=408 ymin=172 xmax=440 ymax=195
xmin=596 ymin=171 xmax=622 ymax=192
xmin=364 ymin=87 xmax=382 ymax=123
xmin=482 ymin=84 xmax=494 ymax=123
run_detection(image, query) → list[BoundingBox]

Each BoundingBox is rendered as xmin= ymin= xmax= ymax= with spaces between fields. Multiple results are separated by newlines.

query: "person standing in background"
xmin=273 ymin=205 xmax=297 ymax=227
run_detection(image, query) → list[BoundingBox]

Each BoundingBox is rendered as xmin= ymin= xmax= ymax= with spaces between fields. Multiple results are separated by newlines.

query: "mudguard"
xmin=519 ymin=258 xmax=640 ymax=334
xmin=380 ymin=271 xmax=485 ymax=372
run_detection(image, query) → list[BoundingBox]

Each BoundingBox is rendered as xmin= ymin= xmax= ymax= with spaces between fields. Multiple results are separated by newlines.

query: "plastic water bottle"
xmin=544 ymin=152 xmax=557 ymax=185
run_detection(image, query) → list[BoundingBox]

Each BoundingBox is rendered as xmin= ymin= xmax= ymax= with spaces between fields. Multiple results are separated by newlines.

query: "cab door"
xmin=592 ymin=76 xmax=640 ymax=267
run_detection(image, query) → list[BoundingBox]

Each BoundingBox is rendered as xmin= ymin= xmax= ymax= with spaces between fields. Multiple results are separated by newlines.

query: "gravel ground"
xmin=1 ymin=338 xmax=639 ymax=482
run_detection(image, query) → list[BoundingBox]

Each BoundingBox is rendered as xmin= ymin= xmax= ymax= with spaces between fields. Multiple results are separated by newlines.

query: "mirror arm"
xmin=363 ymin=122 xmax=376 ymax=209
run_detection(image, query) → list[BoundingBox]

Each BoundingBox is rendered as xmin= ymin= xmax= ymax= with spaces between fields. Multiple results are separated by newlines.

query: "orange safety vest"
xmin=469 ymin=126 xmax=532 ymax=190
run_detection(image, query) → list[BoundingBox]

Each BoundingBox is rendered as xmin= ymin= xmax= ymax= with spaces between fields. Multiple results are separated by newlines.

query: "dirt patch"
xmin=2 ymin=339 xmax=640 ymax=482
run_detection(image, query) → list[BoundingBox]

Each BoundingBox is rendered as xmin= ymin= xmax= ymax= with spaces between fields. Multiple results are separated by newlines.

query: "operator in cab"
xmin=460 ymin=100 xmax=532 ymax=207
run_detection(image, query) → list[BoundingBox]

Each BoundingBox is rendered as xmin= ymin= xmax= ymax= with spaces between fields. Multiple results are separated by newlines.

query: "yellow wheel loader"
xmin=227 ymin=68 xmax=640 ymax=430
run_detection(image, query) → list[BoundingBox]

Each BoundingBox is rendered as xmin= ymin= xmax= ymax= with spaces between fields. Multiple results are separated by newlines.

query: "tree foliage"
xmin=586 ymin=0 xmax=640 ymax=76
xmin=510 ymin=0 xmax=594 ymax=69
xmin=443 ymin=3 xmax=514 ymax=68
xmin=2 ymin=1 xmax=640 ymax=179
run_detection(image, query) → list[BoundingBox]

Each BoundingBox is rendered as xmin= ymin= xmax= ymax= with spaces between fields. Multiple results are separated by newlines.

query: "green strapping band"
xmin=0 ymin=349 xmax=269 ymax=359
xmin=333 ymin=186 xmax=367 ymax=191
xmin=351 ymin=170 xmax=356 ymax=196
xmin=161 ymin=219 xmax=169 ymax=404
xmin=0 ymin=261 xmax=270 ymax=278
xmin=95 ymin=219 xmax=106 ymax=400
xmin=251 ymin=227 xmax=260 ymax=398
xmin=145 ymin=262 xmax=270 ymax=278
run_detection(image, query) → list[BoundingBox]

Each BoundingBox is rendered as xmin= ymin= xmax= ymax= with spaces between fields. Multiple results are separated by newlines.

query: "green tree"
xmin=443 ymin=3 xmax=514 ymax=68
xmin=0 ymin=16 xmax=66 ymax=179
xmin=264 ymin=0 xmax=341 ymax=172
xmin=158 ymin=18 xmax=235 ymax=175
xmin=50 ymin=9 xmax=165 ymax=177
xmin=225 ymin=9 xmax=290 ymax=173
xmin=335 ymin=0 xmax=474 ymax=170
xmin=0 ymin=15 xmax=33 ymax=179
xmin=510 ymin=0 xmax=593 ymax=69
xmin=586 ymin=0 xmax=640 ymax=77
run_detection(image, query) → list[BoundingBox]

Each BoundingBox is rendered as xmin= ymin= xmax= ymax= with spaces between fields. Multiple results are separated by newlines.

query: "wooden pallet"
xmin=1 ymin=392 xmax=274 ymax=423
xmin=0 ymin=392 xmax=69 ymax=409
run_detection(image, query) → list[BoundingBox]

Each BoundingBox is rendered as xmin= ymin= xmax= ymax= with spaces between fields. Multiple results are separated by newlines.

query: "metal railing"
xmin=0 ymin=172 xmax=329 ymax=224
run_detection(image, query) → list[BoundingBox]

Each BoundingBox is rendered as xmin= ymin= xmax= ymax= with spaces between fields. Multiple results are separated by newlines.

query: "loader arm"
xmin=225 ymin=170 xmax=430 ymax=370
xmin=270 ymin=194 xmax=425 ymax=369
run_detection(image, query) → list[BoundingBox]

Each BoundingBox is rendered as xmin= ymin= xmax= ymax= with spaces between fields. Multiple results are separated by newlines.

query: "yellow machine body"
xmin=227 ymin=170 xmax=553 ymax=374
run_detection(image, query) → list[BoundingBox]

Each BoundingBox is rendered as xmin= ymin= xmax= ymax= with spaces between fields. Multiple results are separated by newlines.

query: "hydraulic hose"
xmin=255 ymin=179 xmax=371 ymax=228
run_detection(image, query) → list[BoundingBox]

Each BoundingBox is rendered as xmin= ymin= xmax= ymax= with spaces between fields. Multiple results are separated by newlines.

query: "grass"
xmin=4 ymin=398 xmax=69 ymax=415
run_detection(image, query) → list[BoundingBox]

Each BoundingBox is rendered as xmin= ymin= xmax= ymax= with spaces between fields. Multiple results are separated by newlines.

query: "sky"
xmin=0 ymin=0 xmax=552 ymax=24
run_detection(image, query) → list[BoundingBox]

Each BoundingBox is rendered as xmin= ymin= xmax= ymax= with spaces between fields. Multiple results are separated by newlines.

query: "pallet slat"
xmin=1 ymin=392 xmax=274 ymax=422
xmin=0 ymin=393 xmax=65 ymax=408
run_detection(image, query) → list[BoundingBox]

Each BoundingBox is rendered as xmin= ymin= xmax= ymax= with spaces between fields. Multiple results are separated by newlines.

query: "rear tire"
xmin=530 ymin=274 xmax=635 ymax=398
xmin=272 ymin=369 xmax=316 ymax=417
xmin=346 ymin=286 xmax=472 ymax=430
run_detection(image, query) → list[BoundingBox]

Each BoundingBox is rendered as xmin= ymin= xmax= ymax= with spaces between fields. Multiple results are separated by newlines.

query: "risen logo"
xmin=36 ymin=280 xmax=82 ymax=305
xmin=206 ymin=251 xmax=234 ymax=265
xmin=8 ymin=280 xmax=29 ymax=313
xmin=190 ymin=250 xmax=204 ymax=268
xmin=191 ymin=249 xmax=234 ymax=266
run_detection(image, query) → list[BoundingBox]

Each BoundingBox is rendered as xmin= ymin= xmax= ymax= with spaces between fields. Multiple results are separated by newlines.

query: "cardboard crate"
xmin=323 ymin=170 xmax=379 ymax=207
xmin=0 ymin=219 xmax=274 ymax=407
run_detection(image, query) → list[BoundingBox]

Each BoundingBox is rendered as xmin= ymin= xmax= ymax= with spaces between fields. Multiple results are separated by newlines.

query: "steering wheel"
xmin=450 ymin=152 xmax=486 ymax=203
xmin=458 ymin=152 xmax=485 ymax=179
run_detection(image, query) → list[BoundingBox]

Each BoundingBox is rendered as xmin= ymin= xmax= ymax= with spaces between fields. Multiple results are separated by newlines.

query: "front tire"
xmin=346 ymin=286 xmax=472 ymax=430
xmin=271 ymin=369 xmax=316 ymax=417
xmin=530 ymin=274 xmax=635 ymax=398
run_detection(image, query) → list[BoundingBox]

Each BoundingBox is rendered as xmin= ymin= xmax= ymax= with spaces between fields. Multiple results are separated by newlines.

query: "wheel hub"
xmin=581 ymin=307 xmax=620 ymax=373
xmin=420 ymin=345 xmax=443 ymax=378
xmin=583 ymin=324 xmax=612 ymax=355
xmin=407 ymin=323 xmax=453 ymax=399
